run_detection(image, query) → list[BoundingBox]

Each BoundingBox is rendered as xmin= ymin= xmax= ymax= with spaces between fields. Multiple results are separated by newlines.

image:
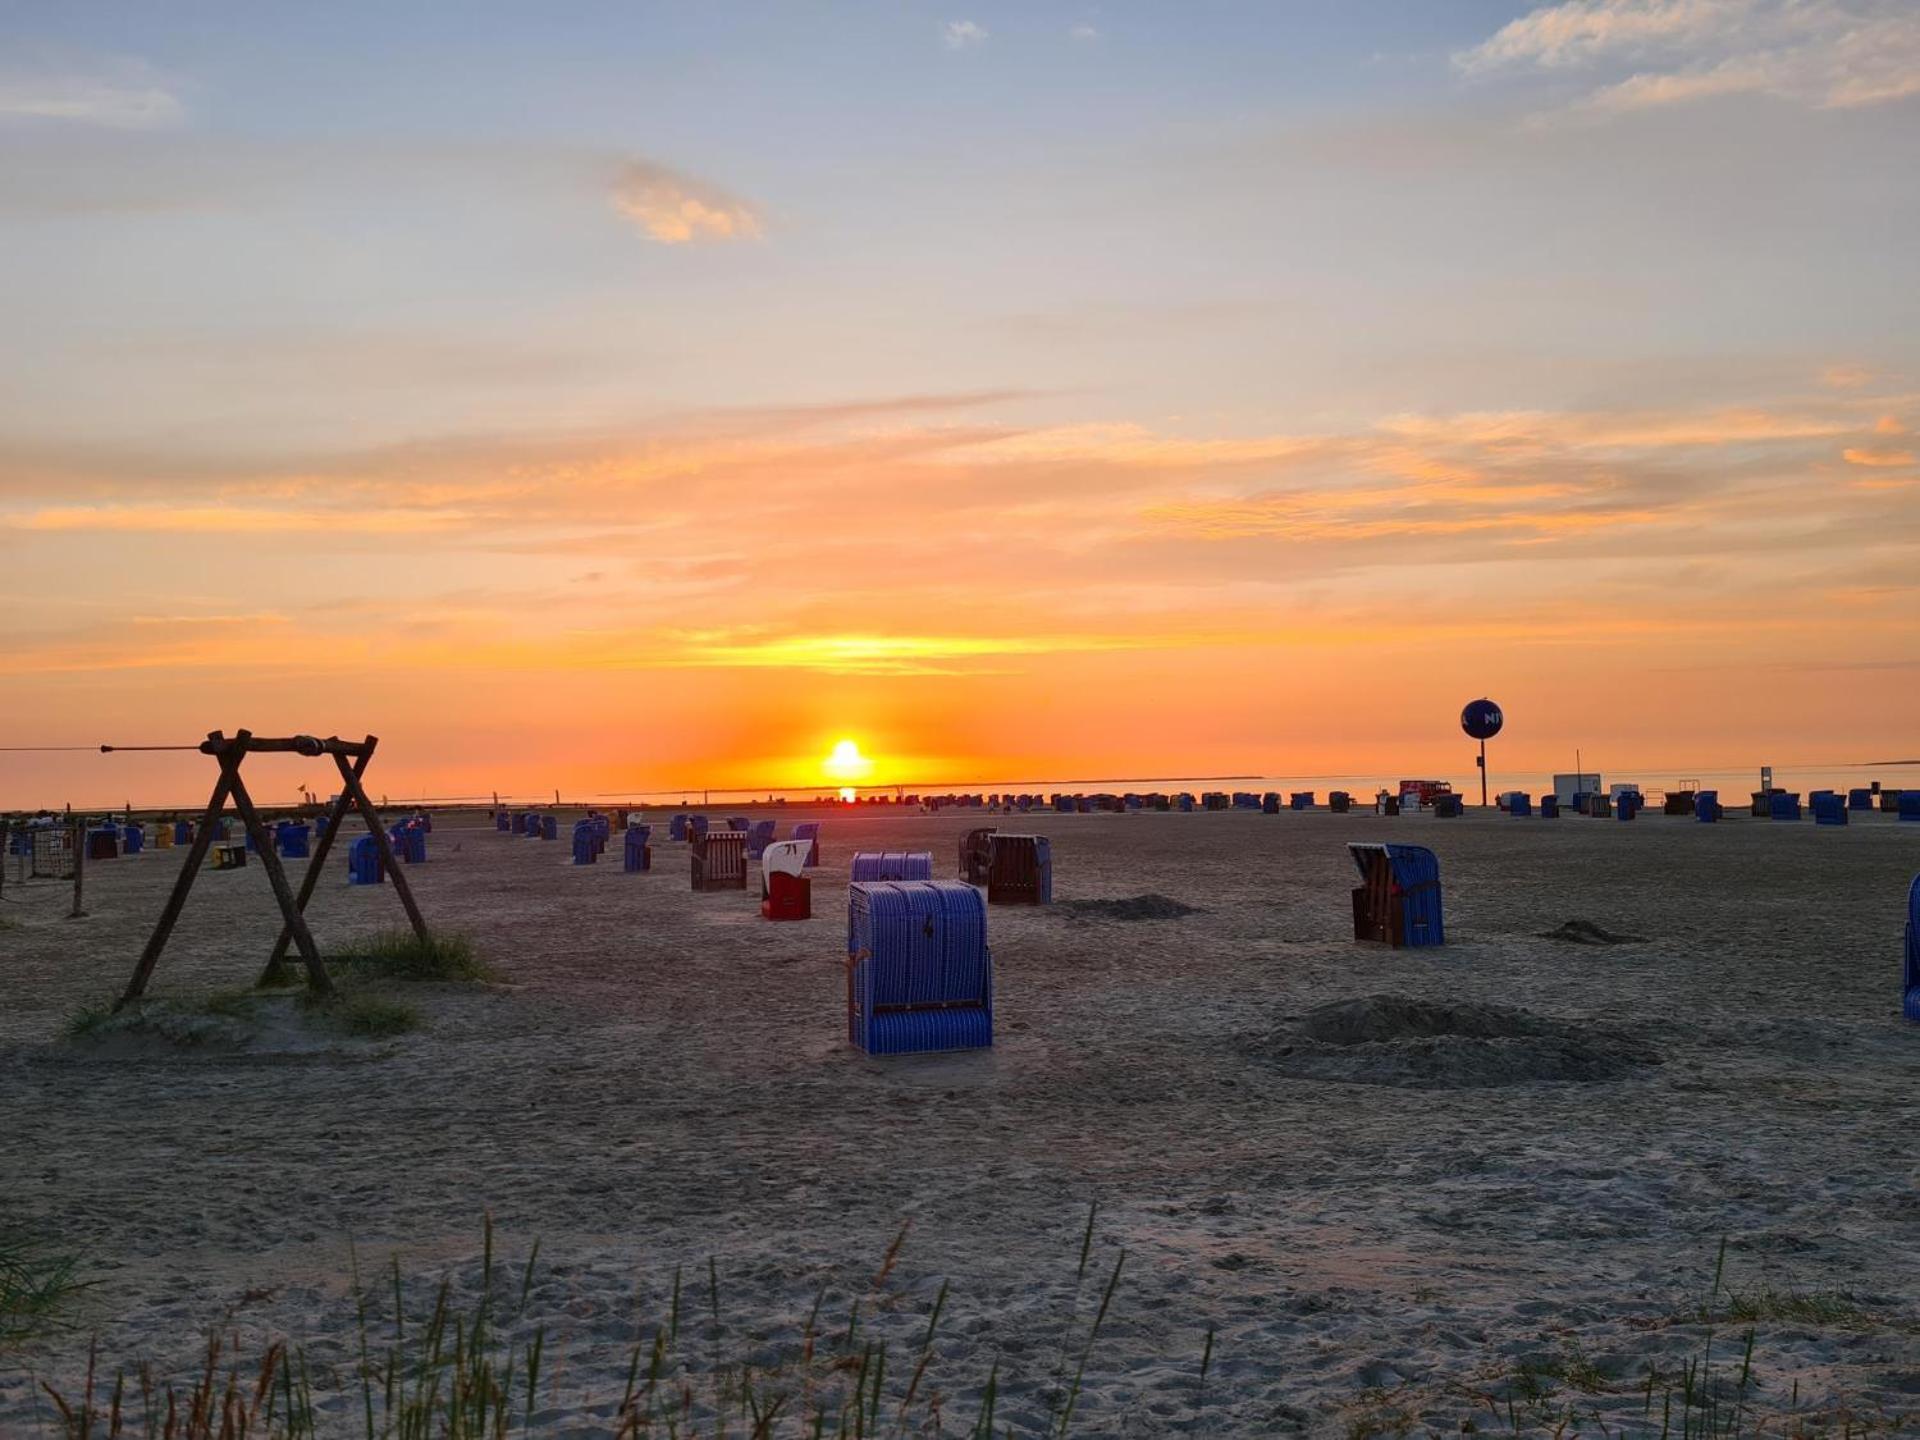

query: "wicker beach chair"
xmin=346 ymin=835 xmax=382 ymax=885
xmin=986 ymin=834 xmax=1052 ymax=905
xmin=623 ymin=824 xmax=652 ymax=873
xmin=959 ymin=827 xmax=996 ymax=885
xmin=851 ymin=851 xmax=933 ymax=882
xmin=792 ymin=821 xmax=821 ymax=866
xmin=760 ymin=838 xmax=812 ymax=920
xmin=691 ymin=830 xmax=747 ymax=891
xmin=1348 ymin=842 xmax=1444 ymax=948
xmin=846 ymin=880 xmax=992 ymax=1055
xmin=1905 ymin=875 xmax=1920 ymax=1023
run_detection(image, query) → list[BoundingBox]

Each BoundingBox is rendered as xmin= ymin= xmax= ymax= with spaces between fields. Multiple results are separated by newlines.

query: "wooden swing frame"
xmin=115 ymin=730 xmax=430 ymax=1010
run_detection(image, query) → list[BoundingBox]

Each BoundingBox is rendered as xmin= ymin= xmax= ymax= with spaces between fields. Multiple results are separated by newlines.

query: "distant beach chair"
xmin=1509 ymin=793 xmax=1532 ymax=817
xmin=792 ymin=821 xmax=821 ymax=866
xmin=495 ymin=812 xmax=510 ymax=832
xmin=1177 ymin=793 xmax=1196 ymax=813
xmin=1663 ymin=791 xmax=1695 ymax=816
xmin=747 ymin=819 xmax=777 ymax=858
xmin=851 ymin=851 xmax=933 ymax=882
xmin=689 ymin=816 xmax=710 ymax=841
xmin=1811 ymin=791 xmax=1848 ymax=826
xmin=691 ymin=830 xmax=748 ymax=891
xmin=727 ymin=815 xmax=751 ymax=833
xmin=211 ymin=840 xmax=247 ymax=872
xmin=572 ymin=819 xmax=599 ymax=865
xmin=846 ymin=880 xmax=992 ymax=1055
xmin=1899 ymin=792 xmax=1920 ymax=823
xmin=1348 ymin=842 xmax=1444 ymax=948
xmin=987 ymin=834 xmax=1052 ymax=905
xmin=277 ymin=822 xmax=311 ymax=859
xmin=1329 ymin=791 xmax=1352 ymax=814
xmin=1905 ymin=875 xmax=1920 ymax=1023
xmin=1749 ymin=791 xmax=1774 ymax=818
xmin=623 ymin=823 xmax=652 ymax=873
xmin=346 ymin=835 xmax=383 ymax=885
xmin=669 ymin=812 xmax=690 ymax=842
xmin=1849 ymin=788 xmax=1874 ymax=812
xmin=1695 ymin=791 xmax=1721 ymax=823
xmin=1615 ymin=793 xmax=1641 ymax=821
xmin=1433 ymin=794 xmax=1463 ymax=818
xmin=1290 ymin=792 xmax=1313 ymax=811
xmin=959 ymin=827 xmax=996 ymax=885
xmin=537 ymin=815 xmax=557 ymax=842
xmin=173 ymin=820 xmax=193 ymax=846
xmin=1262 ymin=792 xmax=1281 ymax=814
xmin=151 ymin=821 xmax=172 ymax=851
xmin=760 ymin=838 xmax=812 ymax=920
xmin=85 ymin=827 xmax=119 ymax=861
xmin=1770 ymin=792 xmax=1802 ymax=822
xmin=122 ymin=824 xmax=145 ymax=856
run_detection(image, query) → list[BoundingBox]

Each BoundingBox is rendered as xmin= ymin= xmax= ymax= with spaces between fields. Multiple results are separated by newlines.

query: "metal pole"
xmin=1480 ymin=739 xmax=1488 ymax=808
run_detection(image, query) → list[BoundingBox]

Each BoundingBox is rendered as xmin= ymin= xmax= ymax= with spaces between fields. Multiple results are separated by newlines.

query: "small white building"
xmin=1552 ymin=773 xmax=1602 ymax=804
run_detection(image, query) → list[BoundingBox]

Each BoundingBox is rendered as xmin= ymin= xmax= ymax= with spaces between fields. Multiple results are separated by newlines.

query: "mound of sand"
xmin=1540 ymin=919 xmax=1649 ymax=945
xmin=1056 ymin=894 xmax=1200 ymax=922
xmin=1255 ymin=993 xmax=1658 ymax=1089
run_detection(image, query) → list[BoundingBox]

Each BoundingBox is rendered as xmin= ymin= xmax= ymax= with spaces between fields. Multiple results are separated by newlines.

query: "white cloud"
xmin=0 ymin=58 xmax=184 ymax=130
xmin=1457 ymin=0 xmax=1920 ymax=113
xmin=610 ymin=162 xmax=763 ymax=245
xmin=942 ymin=20 xmax=989 ymax=50
xmin=1070 ymin=23 xmax=1101 ymax=42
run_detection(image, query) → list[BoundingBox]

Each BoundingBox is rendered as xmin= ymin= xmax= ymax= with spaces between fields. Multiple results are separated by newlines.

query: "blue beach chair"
xmin=1904 ymin=875 xmax=1920 ymax=1023
xmin=1770 ymin=792 xmax=1803 ymax=822
xmin=1696 ymin=791 xmax=1721 ymax=823
xmin=792 ymin=821 xmax=821 ymax=866
xmin=1509 ymin=793 xmax=1532 ymax=817
xmin=1811 ymin=791 xmax=1848 ymax=826
xmin=347 ymin=834 xmax=384 ymax=885
xmin=277 ymin=822 xmax=311 ymax=859
xmin=846 ymin=880 xmax=992 ymax=1055
xmin=1539 ymin=795 xmax=1559 ymax=818
xmin=573 ymin=820 xmax=598 ymax=865
xmin=747 ymin=819 xmax=777 ymax=858
xmin=1348 ymin=842 xmax=1444 ymax=948
xmin=1900 ymin=793 xmax=1920 ymax=823
xmin=623 ymin=824 xmax=652 ymax=873
xmin=850 ymin=851 xmax=933 ymax=882
xmin=669 ymin=813 xmax=690 ymax=842
xmin=1849 ymin=788 xmax=1874 ymax=812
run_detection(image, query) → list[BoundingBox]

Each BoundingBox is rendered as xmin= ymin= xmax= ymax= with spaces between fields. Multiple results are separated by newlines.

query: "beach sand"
xmin=2 ymin=807 xmax=1917 ymax=1434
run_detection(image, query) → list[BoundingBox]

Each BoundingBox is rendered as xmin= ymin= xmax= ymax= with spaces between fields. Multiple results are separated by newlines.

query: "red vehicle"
xmin=1397 ymin=779 xmax=1455 ymax=806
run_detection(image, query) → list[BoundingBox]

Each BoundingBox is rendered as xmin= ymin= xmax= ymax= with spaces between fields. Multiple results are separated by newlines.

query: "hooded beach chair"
xmin=846 ymin=880 xmax=992 ymax=1055
xmin=624 ymin=823 xmax=652 ymax=873
xmin=1849 ymin=788 xmax=1874 ymax=812
xmin=85 ymin=827 xmax=119 ymax=861
xmin=1433 ymin=794 xmax=1463 ymax=818
xmin=1770 ymin=792 xmax=1802 ymax=822
xmin=1904 ymin=875 xmax=1920 ymax=1022
xmin=1329 ymin=791 xmax=1352 ymax=814
xmin=760 ymin=838 xmax=812 ymax=920
xmin=496 ymin=812 xmax=511 ymax=832
xmin=1290 ymin=792 xmax=1314 ymax=811
xmin=1262 ymin=792 xmax=1281 ymax=814
xmin=1900 ymin=792 xmax=1920 ymax=822
xmin=122 ymin=824 xmax=145 ymax=856
xmin=747 ymin=819 xmax=777 ymax=858
xmin=669 ymin=812 xmax=690 ymax=842
xmin=1509 ymin=793 xmax=1532 ymax=817
xmin=1348 ymin=842 xmax=1444 ymax=948
xmin=986 ymin=834 xmax=1052 ymax=905
xmin=1616 ymin=792 xmax=1641 ymax=821
xmin=347 ymin=835 xmax=382 ymax=885
xmin=959 ymin=827 xmax=996 ymax=885
xmin=277 ymin=822 xmax=311 ymax=859
xmin=572 ymin=819 xmax=599 ymax=865
xmin=1696 ymin=791 xmax=1721 ymax=822
xmin=851 ymin=851 xmax=933 ymax=882
xmin=691 ymin=829 xmax=748 ymax=891
xmin=792 ymin=821 xmax=821 ymax=866
xmin=211 ymin=840 xmax=247 ymax=871
xmin=1812 ymin=791 xmax=1848 ymax=826
xmin=728 ymin=816 xmax=751 ymax=834
xmin=688 ymin=815 xmax=710 ymax=841
xmin=173 ymin=820 xmax=193 ymax=845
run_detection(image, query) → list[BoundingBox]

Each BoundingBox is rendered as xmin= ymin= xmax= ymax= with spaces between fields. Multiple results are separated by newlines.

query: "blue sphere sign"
xmin=1461 ymin=698 xmax=1504 ymax=742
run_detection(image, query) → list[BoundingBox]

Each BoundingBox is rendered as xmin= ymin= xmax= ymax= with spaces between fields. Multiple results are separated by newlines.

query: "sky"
xmin=1 ymin=0 xmax=1917 ymax=806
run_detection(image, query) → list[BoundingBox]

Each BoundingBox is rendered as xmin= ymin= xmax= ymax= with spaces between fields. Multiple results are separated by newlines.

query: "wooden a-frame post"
xmin=117 ymin=730 xmax=428 ymax=1010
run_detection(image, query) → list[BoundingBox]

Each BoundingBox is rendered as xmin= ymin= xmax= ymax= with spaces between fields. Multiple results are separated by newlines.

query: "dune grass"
xmin=297 ymin=989 xmax=421 ymax=1038
xmin=0 ymin=1233 xmax=85 ymax=1348
xmin=35 ymin=1211 xmax=1143 ymax=1439
xmin=320 ymin=931 xmax=490 ymax=985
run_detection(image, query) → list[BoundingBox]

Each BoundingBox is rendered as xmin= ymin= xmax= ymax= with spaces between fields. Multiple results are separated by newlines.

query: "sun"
xmin=823 ymin=737 xmax=875 ymax=783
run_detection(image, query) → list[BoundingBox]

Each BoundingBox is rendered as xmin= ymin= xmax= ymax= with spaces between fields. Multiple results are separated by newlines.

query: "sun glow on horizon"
xmin=823 ymin=737 xmax=875 ymax=784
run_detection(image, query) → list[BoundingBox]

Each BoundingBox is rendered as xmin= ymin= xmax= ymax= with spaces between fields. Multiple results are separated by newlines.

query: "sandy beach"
xmin=2 ymin=806 xmax=1917 ymax=1435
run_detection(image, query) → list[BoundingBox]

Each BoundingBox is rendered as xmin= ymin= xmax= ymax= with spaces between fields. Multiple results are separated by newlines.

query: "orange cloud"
xmin=1842 ymin=446 xmax=1916 ymax=468
xmin=610 ymin=162 xmax=762 ymax=245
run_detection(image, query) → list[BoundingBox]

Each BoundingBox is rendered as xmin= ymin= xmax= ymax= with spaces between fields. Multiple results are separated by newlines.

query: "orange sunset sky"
xmin=2 ymin=2 xmax=1916 ymax=807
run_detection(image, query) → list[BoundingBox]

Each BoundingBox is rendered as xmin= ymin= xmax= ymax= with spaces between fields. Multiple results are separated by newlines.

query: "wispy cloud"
xmin=0 ymin=58 xmax=184 ymax=129
xmin=1069 ymin=23 xmax=1101 ymax=42
xmin=1457 ymin=0 xmax=1920 ymax=114
xmin=610 ymin=160 xmax=763 ymax=244
xmin=942 ymin=20 xmax=990 ymax=50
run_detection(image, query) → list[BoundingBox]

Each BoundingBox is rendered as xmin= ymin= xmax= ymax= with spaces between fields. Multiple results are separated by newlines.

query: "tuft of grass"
xmin=299 ymin=989 xmax=421 ymax=1038
xmin=318 ymin=930 xmax=491 ymax=985
xmin=1711 ymin=1287 xmax=1871 ymax=1330
xmin=0 ymin=1231 xmax=87 ymax=1347
xmin=62 ymin=1002 xmax=113 ymax=1042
